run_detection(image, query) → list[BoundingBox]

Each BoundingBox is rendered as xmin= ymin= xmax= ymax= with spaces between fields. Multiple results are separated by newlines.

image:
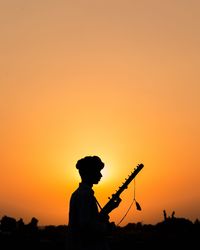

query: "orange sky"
xmin=0 ymin=0 xmax=200 ymax=226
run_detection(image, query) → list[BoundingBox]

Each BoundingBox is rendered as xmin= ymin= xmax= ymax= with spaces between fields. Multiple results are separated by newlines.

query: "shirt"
xmin=67 ymin=182 xmax=110 ymax=250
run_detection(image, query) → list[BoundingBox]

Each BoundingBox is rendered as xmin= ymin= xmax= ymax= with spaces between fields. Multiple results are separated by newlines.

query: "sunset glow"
xmin=1 ymin=0 xmax=200 ymax=227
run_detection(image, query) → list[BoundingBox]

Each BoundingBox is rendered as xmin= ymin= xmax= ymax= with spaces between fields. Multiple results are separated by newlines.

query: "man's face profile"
xmin=90 ymin=169 xmax=102 ymax=184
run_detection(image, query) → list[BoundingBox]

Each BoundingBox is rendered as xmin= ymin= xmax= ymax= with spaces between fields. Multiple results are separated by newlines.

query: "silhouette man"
xmin=68 ymin=155 xmax=119 ymax=250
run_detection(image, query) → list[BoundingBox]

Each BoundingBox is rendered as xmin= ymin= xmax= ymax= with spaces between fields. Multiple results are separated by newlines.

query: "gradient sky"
xmin=0 ymin=0 xmax=200 ymax=226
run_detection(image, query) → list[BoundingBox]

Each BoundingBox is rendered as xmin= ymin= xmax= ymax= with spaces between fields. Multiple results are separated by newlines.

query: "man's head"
xmin=76 ymin=156 xmax=104 ymax=184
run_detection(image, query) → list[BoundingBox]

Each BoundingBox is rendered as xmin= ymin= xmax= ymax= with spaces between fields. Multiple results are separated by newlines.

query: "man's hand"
xmin=99 ymin=213 xmax=110 ymax=222
xmin=99 ymin=196 xmax=122 ymax=222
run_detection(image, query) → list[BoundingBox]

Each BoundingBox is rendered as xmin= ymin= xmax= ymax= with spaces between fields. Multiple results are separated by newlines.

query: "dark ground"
xmin=0 ymin=215 xmax=199 ymax=249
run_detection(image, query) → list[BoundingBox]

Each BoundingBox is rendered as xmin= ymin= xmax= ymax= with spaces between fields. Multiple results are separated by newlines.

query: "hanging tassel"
xmin=133 ymin=178 xmax=142 ymax=211
xmin=135 ymin=200 xmax=142 ymax=211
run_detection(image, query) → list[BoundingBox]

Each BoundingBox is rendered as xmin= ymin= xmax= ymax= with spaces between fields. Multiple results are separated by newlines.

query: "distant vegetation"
xmin=0 ymin=211 xmax=199 ymax=249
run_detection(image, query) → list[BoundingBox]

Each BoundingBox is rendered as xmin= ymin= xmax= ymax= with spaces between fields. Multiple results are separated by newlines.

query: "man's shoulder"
xmin=71 ymin=184 xmax=93 ymax=199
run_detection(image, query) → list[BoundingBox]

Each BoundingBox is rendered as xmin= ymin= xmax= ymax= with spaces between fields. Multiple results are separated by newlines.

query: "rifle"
xmin=99 ymin=163 xmax=144 ymax=219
